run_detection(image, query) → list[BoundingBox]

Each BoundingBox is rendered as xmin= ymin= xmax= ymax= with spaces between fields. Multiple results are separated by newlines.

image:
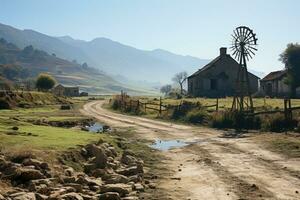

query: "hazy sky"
xmin=1 ymin=0 xmax=299 ymax=74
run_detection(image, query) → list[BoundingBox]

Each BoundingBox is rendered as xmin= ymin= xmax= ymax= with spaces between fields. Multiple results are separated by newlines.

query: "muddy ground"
xmin=81 ymin=100 xmax=300 ymax=200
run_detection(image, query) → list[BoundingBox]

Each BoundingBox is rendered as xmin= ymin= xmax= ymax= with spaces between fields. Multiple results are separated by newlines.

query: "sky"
xmin=0 ymin=0 xmax=299 ymax=74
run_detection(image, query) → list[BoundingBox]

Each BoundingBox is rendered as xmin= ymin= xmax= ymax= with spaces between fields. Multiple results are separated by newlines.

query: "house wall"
xmin=188 ymin=56 xmax=259 ymax=97
xmin=260 ymin=77 xmax=290 ymax=97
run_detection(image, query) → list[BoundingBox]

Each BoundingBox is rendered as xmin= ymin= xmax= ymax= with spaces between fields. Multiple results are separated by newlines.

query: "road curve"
xmin=81 ymin=100 xmax=300 ymax=200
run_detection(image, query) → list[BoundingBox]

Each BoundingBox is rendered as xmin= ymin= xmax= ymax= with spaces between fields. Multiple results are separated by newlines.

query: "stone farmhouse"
xmin=188 ymin=48 xmax=259 ymax=97
xmin=52 ymin=84 xmax=79 ymax=97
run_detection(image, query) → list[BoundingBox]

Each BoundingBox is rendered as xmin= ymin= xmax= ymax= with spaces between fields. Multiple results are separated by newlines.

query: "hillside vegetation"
xmin=0 ymin=38 xmax=156 ymax=94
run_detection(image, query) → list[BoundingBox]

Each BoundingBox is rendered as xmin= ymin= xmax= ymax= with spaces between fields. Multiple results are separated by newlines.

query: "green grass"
xmin=0 ymin=103 xmax=106 ymax=152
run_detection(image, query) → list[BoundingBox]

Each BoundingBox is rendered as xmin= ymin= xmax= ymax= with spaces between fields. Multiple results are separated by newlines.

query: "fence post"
xmin=216 ymin=98 xmax=219 ymax=111
xmin=137 ymin=100 xmax=140 ymax=112
xmin=159 ymin=97 xmax=162 ymax=116
xmin=284 ymin=98 xmax=288 ymax=122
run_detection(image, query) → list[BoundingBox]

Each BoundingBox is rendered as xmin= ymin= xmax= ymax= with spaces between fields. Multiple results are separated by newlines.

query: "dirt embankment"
xmin=81 ymin=100 xmax=300 ymax=200
xmin=0 ymin=91 xmax=69 ymax=109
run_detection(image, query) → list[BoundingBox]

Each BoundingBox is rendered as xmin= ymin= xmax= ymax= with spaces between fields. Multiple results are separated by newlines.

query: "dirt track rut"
xmin=81 ymin=101 xmax=300 ymax=200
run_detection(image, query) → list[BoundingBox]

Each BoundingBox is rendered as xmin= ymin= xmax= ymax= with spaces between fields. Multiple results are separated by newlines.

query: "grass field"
xmin=144 ymin=97 xmax=300 ymax=110
xmin=0 ymin=102 xmax=108 ymax=152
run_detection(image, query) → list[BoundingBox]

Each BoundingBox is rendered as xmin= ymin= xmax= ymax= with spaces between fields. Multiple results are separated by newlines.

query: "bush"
xmin=261 ymin=113 xmax=297 ymax=132
xmin=60 ymin=104 xmax=71 ymax=110
xmin=36 ymin=73 xmax=56 ymax=91
xmin=185 ymin=109 xmax=207 ymax=124
xmin=0 ymin=98 xmax=11 ymax=109
xmin=210 ymin=110 xmax=261 ymax=130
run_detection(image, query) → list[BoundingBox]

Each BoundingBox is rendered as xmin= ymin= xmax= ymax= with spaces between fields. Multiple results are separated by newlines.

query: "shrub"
xmin=36 ymin=73 xmax=56 ymax=91
xmin=0 ymin=98 xmax=11 ymax=109
xmin=185 ymin=109 xmax=207 ymax=124
xmin=261 ymin=113 xmax=297 ymax=132
xmin=210 ymin=110 xmax=261 ymax=130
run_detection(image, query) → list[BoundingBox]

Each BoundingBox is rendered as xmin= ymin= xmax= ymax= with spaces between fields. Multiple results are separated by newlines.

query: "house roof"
xmin=261 ymin=70 xmax=286 ymax=82
xmin=188 ymin=54 xmax=259 ymax=79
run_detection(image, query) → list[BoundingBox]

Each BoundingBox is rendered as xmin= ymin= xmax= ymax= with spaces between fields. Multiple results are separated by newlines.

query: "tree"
xmin=172 ymin=71 xmax=188 ymax=95
xmin=160 ymin=84 xmax=172 ymax=96
xmin=35 ymin=73 xmax=56 ymax=91
xmin=280 ymin=43 xmax=300 ymax=97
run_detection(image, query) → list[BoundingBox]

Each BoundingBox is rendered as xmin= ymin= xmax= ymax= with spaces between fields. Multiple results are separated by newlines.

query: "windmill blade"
xmin=243 ymin=29 xmax=253 ymax=43
xmin=244 ymin=48 xmax=253 ymax=59
xmin=244 ymin=33 xmax=257 ymax=44
xmin=248 ymin=45 xmax=258 ymax=51
xmin=246 ymin=47 xmax=256 ymax=56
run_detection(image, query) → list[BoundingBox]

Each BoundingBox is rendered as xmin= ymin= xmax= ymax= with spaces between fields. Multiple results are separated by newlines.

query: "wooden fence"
xmin=115 ymin=91 xmax=219 ymax=116
xmin=115 ymin=92 xmax=300 ymax=122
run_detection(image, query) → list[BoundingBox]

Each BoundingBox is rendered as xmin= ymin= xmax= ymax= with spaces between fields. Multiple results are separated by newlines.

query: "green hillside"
xmin=0 ymin=38 xmax=157 ymax=95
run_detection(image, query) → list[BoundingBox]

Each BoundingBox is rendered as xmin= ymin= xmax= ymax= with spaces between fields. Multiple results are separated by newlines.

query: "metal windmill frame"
xmin=230 ymin=26 xmax=258 ymax=112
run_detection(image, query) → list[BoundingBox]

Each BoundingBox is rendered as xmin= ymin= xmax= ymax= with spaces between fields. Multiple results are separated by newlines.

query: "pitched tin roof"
xmin=261 ymin=70 xmax=286 ymax=82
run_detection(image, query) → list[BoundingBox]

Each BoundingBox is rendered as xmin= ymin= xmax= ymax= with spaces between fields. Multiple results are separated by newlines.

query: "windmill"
xmin=230 ymin=26 xmax=258 ymax=112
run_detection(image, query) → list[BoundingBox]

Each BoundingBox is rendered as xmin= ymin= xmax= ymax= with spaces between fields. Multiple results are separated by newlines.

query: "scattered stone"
xmin=99 ymin=192 xmax=120 ymax=200
xmin=133 ymin=183 xmax=144 ymax=192
xmin=64 ymin=167 xmax=75 ymax=177
xmin=12 ymin=126 xmax=19 ymax=131
xmin=14 ymin=167 xmax=46 ymax=182
xmin=100 ymin=183 xmax=132 ymax=197
xmin=9 ymin=192 xmax=36 ymax=200
xmin=60 ymin=192 xmax=84 ymax=200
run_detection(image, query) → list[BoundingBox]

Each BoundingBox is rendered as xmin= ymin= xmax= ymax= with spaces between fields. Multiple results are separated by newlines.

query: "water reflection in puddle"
xmin=87 ymin=122 xmax=103 ymax=133
xmin=150 ymin=140 xmax=188 ymax=151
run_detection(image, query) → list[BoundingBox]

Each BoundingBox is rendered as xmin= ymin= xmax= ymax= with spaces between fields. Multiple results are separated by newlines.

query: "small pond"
xmin=150 ymin=139 xmax=188 ymax=151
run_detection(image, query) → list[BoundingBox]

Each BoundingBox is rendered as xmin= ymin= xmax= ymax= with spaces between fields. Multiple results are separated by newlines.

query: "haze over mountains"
xmin=0 ymin=23 xmax=212 ymax=83
xmin=0 ymin=22 xmax=264 ymax=91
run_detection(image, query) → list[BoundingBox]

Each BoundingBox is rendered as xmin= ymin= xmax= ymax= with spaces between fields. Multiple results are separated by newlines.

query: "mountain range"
xmin=0 ymin=22 xmax=212 ymax=84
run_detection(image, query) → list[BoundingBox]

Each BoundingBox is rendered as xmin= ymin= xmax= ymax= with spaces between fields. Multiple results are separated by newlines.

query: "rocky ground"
xmin=0 ymin=140 xmax=155 ymax=200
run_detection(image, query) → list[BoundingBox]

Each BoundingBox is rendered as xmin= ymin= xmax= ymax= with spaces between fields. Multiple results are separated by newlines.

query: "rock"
xmin=65 ymin=167 xmax=75 ymax=177
xmin=14 ymin=168 xmax=46 ymax=182
xmin=81 ymin=148 xmax=88 ymax=157
xmin=76 ymin=176 xmax=102 ymax=187
xmin=102 ymin=173 xmax=129 ymax=184
xmin=84 ymin=163 xmax=97 ymax=173
xmin=64 ymin=183 xmax=83 ymax=192
xmin=35 ymin=193 xmax=48 ymax=200
xmin=12 ymin=126 xmax=19 ymax=130
xmin=98 ymin=192 xmax=120 ymax=200
xmin=133 ymin=183 xmax=144 ymax=192
xmin=116 ymin=166 xmax=142 ymax=177
xmin=148 ymin=183 xmax=156 ymax=189
xmin=100 ymin=184 xmax=132 ymax=197
xmin=107 ymin=147 xmax=117 ymax=157
xmin=90 ymin=168 xmax=108 ymax=178
xmin=9 ymin=192 xmax=36 ymax=200
xmin=0 ymin=194 xmax=5 ymax=200
xmin=23 ymin=158 xmax=49 ymax=170
xmin=128 ymin=175 xmax=142 ymax=183
xmin=60 ymin=192 xmax=84 ymax=200
xmin=121 ymin=154 xmax=137 ymax=166
xmin=63 ymin=176 xmax=77 ymax=183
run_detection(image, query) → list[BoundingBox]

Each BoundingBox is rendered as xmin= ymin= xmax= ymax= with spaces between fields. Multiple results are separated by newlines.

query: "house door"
xmin=266 ymin=83 xmax=272 ymax=96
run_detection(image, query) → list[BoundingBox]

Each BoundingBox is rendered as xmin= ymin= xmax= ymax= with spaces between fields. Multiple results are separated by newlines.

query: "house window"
xmin=210 ymin=79 xmax=218 ymax=90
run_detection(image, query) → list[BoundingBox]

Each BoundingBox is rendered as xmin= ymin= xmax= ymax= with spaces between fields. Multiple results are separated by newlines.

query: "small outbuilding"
xmin=260 ymin=70 xmax=290 ymax=97
xmin=52 ymin=84 xmax=79 ymax=97
xmin=188 ymin=48 xmax=259 ymax=97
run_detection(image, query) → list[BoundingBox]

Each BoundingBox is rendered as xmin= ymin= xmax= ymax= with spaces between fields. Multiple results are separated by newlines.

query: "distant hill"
xmin=0 ymin=38 xmax=154 ymax=95
xmin=0 ymin=23 xmax=209 ymax=83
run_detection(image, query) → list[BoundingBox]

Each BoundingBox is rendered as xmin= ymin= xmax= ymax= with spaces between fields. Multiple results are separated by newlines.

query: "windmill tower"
xmin=230 ymin=26 xmax=258 ymax=112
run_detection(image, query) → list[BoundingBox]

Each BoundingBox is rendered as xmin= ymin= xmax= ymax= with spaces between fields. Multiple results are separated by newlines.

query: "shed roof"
xmin=261 ymin=70 xmax=286 ymax=82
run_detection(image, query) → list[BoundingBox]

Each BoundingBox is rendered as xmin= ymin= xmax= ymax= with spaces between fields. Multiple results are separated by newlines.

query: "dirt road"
xmin=81 ymin=101 xmax=300 ymax=200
